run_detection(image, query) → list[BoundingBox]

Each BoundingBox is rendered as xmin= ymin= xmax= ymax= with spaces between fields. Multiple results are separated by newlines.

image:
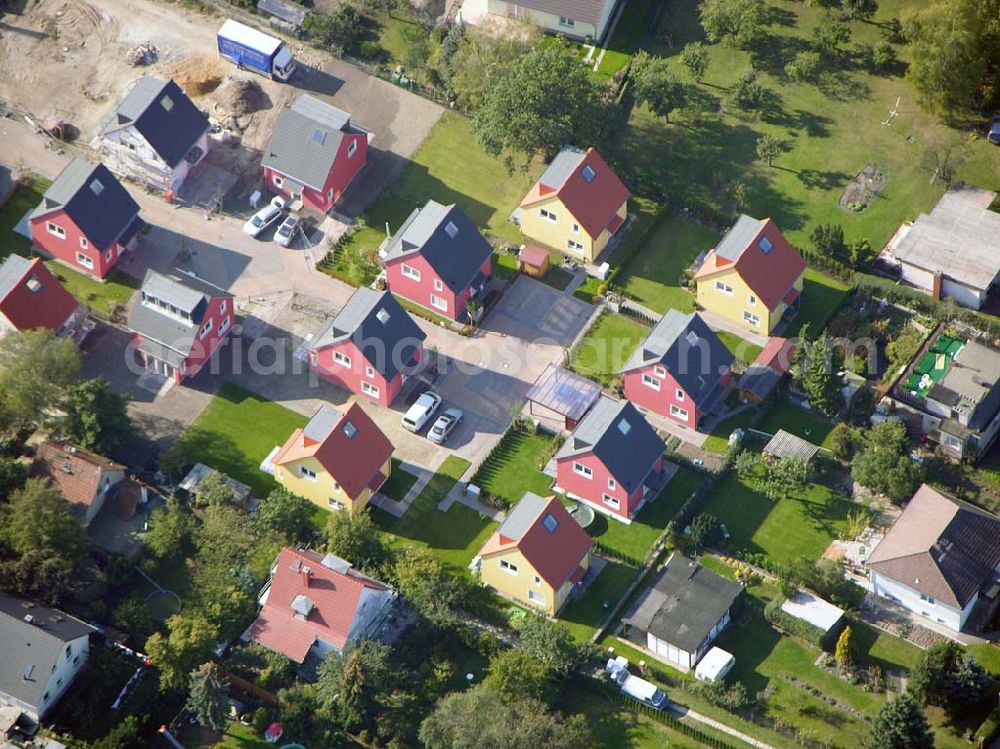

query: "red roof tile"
xmin=0 ymin=257 xmax=78 ymax=333
xmin=751 ymin=336 xmax=796 ymax=375
xmin=521 ymin=148 xmax=629 ymax=240
xmin=247 ymin=548 xmax=392 ymax=662
xmin=607 ymin=213 xmax=624 ymax=234
xmin=519 ymin=244 xmax=549 ymax=268
xmin=30 ymin=441 xmax=124 ymax=508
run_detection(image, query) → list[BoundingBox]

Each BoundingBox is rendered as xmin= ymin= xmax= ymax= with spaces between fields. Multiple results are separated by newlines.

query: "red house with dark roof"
xmin=29 ymin=159 xmax=142 ymax=278
xmin=245 ymin=547 xmax=397 ymax=662
xmin=0 ymin=256 xmax=85 ymax=339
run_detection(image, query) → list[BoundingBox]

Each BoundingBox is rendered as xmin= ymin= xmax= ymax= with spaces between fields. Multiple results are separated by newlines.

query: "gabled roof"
xmin=694 ymin=216 xmax=805 ymax=311
xmin=262 ymin=95 xmax=363 ymax=191
xmin=0 ymin=256 xmax=78 ymax=333
xmin=382 ymin=201 xmax=493 ymax=293
xmin=520 ymin=147 xmax=629 ymax=239
xmin=127 ymin=269 xmax=232 ymax=353
xmin=867 ymin=485 xmax=1000 ymax=609
xmin=30 ymin=160 xmax=141 ymax=251
xmin=623 ymin=554 xmax=741 ymax=653
xmin=479 ymin=493 xmax=592 ymax=590
xmin=272 ymin=403 xmax=393 ymax=500
xmin=30 ymin=441 xmax=124 ymax=511
xmin=762 ymin=430 xmax=819 ymax=462
xmin=310 ymin=288 xmax=425 ymax=381
xmin=507 ymin=0 xmax=614 ymax=26
xmin=622 ymin=310 xmax=734 ymax=406
xmin=555 ymin=397 xmax=664 ymax=494
xmin=247 ymin=548 xmax=393 ymax=662
xmin=105 ymin=77 xmax=209 ymax=168
xmin=0 ymin=593 xmax=97 ymax=712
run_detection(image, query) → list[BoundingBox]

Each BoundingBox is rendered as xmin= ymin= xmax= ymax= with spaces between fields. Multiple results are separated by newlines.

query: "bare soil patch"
xmin=839 ymin=163 xmax=887 ymax=213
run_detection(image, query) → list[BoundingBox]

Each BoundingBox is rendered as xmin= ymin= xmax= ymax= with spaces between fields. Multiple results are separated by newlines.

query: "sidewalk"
xmin=370 ymin=457 xmax=443 ymax=518
xmin=437 ymin=465 xmax=505 ymax=521
xmin=669 ymin=704 xmax=776 ymax=749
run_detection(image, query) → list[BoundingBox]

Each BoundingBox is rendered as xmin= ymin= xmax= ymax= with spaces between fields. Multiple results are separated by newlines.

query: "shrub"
xmin=872 ymin=41 xmax=896 ymax=71
xmin=764 ymin=598 xmax=831 ymax=649
xmin=730 ymin=68 xmax=764 ymax=110
xmin=784 ymin=50 xmax=822 ymax=82
xmin=689 ymin=513 xmax=723 ymax=547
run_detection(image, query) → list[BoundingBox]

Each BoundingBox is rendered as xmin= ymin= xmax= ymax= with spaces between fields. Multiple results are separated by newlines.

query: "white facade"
xmin=0 ymin=635 xmax=90 ymax=722
xmin=897 ymin=261 xmax=987 ymax=310
xmin=644 ymin=609 xmax=731 ymax=671
xmin=870 ymin=570 xmax=970 ymax=632
xmin=99 ymin=127 xmax=209 ymax=192
xmin=483 ymin=0 xmax=616 ymax=41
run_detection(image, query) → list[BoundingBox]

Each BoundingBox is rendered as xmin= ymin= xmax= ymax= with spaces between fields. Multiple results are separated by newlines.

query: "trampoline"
xmin=144 ymin=589 xmax=182 ymax=622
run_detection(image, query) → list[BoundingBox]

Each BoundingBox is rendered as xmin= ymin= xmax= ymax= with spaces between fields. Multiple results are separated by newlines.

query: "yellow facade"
xmin=274 ymin=455 xmax=390 ymax=515
xmin=480 ymin=546 xmax=591 ymax=617
xmin=519 ymin=197 xmax=626 ymax=263
xmin=696 ymin=266 xmax=803 ymax=335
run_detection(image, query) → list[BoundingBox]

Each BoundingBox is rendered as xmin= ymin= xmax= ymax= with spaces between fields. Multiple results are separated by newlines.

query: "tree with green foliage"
xmin=419 ymin=686 xmax=592 ymax=749
xmin=194 ymin=471 xmax=236 ymax=507
xmin=474 ymin=44 xmax=610 ymax=169
xmin=813 ymin=14 xmax=851 ymax=55
xmin=910 ymin=640 xmax=988 ymax=709
xmin=146 ymin=613 xmax=219 ymax=691
xmin=1 ymin=478 xmax=86 ymax=559
xmin=842 ymin=0 xmax=877 ymax=20
xmin=303 ymin=3 xmax=362 ymax=55
xmin=755 ymin=134 xmax=785 ymax=167
xmin=730 ymin=67 xmax=765 ymax=109
xmin=835 ymin=625 xmax=853 ymax=670
xmin=700 ymin=0 xmax=767 ymax=49
xmin=255 ymin=487 xmax=315 ymax=541
xmin=60 ymin=378 xmax=132 ymax=454
xmin=903 ymin=0 xmax=999 ymax=114
xmin=92 ymin=715 xmax=144 ymax=749
xmin=869 ymin=692 xmax=934 ymax=749
xmin=0 ymin=548 xmax=78 ymax=605
xmin=393 ymin=546 xmax=467 ymax=625
xmin=316 ymin=639 xmax=394 ymax=729
xmin=191 ymin=505 xmax=260 ymax=634
xmin=829 ymin=423 xmax=855 ymax=460
xmin=950 ymin=652 xmax=989 ymax=708
xmin=325 ymin=509 xmax=389 ymax=575
xmin=516 ymin=614 xmax=588 ymax=676
xmin=186 ymin=662 xmax=230 ymax=730
xmin=689 ymin=512 xmax=723 ymax=547
xmin=631 ymin=52 xmax=686 ymax=123
xmin=0 ymin=329 xmax=80 ymax=426
xmin=483 ymin=649 xmax=553 ymax=705
xmin=762 ymin=457 xmax=809 ymax=500
xmin=734 ymin=449 xmax=760 ymax=480
xmin=851 ymin=420 xmax=923 ymax=502
xmin=680 ymin=42 xmax=709 ymax=81
xmin=810 ymin=223 xmax=847 ymax=264
xmin=448 ymin=21 xmax=540 ymax=111
xmin=0 ymin=455 xmax=27 ymax=500
xmin=796 ymin=330 xmax=843 ymax=416
xmin=784 ymin=50 xmax=822 ymax=82
xmin=144 ymin=500 xmax=191 ymax=559
xmin=872 ymin=40 xmax=896 ymax=71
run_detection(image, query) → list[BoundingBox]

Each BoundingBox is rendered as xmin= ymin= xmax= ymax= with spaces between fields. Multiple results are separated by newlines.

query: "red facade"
xmin=264 ymin=132 xmax=367 ymax=214
xmin=29 ymin=209 xmax=131 ymax=279
xmin=309 ymin=338 xmax=421 ymax=407
xmin=624 ymin=364 xmax=732 ymax=429
xmin=133 ymin=295 xmax=235 ymax=383
xmin=556 ymin=451 xmax=666 ymax=521
xmin=384 ymin=254 xmax=492 ymax=322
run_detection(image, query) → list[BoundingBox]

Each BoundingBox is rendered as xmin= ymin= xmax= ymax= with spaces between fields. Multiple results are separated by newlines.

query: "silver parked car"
xmin=274 ymin=214 xmax=301 ymax=247
xmin=243 ymin=196 xmax=285 ymax=237
xmin=428 ymin=407 xmax=463 ymax=444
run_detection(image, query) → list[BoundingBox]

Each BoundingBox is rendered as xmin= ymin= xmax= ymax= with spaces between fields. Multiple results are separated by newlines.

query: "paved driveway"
xmin=481 ymin=275 xmax=595 ymax=346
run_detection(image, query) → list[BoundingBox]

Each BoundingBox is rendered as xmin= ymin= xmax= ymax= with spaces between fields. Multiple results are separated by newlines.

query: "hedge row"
xmin=763 ymin=598 xmax=830 ymax=650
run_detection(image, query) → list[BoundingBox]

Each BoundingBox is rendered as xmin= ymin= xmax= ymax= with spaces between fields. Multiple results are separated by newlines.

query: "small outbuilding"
xmin=780 ymin=591 xmax=845 ymax=642
xmin=517 ymin=244 xmax=550 ymax=278
xmin=526 ymin=363 xmax=602 ymax=431
xmin=762 ymin=429 xmax=820 ymax=463
xmin=694 ymin=646 xmax=735 ymax=682
xmin=179 ymin=463 xmax=253 ymax=508
xmin=738 ymin=336 xmax=795 ymax=404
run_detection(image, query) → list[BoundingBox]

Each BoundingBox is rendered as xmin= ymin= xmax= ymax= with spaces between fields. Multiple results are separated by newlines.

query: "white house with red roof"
xmin=515 ymin=146 xmax=629 ymax=263
xmin=0 ymin=256 xmax=88 ymax=341
xmin=245 ymin=547 xmax=396 ymax=663
xmin=694 ymin=215 xmax=805 ymax=335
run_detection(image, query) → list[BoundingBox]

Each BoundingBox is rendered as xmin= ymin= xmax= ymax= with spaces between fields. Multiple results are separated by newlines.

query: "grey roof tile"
xmin=0 ymin=255 xmax=31 ymax=299
xmin=715 ymin=214 xmax=763 ymax=262
xmin=537 ymin=146 xmax=586 ymax=190
xmin=127 ymin=269 xmax=231 ymax=352
xmin=495 ymin=491 xmax=548 ymax=542
xmin=262 ymin=95 xmax=358 ymax=190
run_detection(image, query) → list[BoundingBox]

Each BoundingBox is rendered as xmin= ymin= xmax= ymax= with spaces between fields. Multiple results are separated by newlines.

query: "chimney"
xmin=931 ymin=272 xmax=942 ymax=301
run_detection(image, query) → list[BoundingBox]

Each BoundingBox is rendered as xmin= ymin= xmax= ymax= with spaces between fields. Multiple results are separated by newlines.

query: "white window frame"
xmin=334 ymin=351 xmax=352 ymax=367
xmin=433 ymin=278 xmax=443 ymax=292
xmin=365 ymin=365 xmax=375 ymax=378
xmin=220 ymin=300 xmax=228 ymax=315
xmin=571 ymin=223 xmax=580 ymax=234
xmin=105 ymin=249 xmax=113 ymax=263
xmin=328 ymin=498 xmax=345 ymax=510
xmin=401 ymin=264 xmax=421 ymax=281
xmin=347 ymin=140 xmax=358 ymax=158
xmin=533 ymin=575 xmax=541 ymax=586
xmin=558 ymin=15 xmax=575 ymax=27
xmin=80 ymin=237 xmax=88 ymax=249
xmin=715 ymin=280 xmax=734 ymax=295
xmin=748 ymin=294 xmax=757 ymax=306
xmin=743 ymin=311 xmax=760 ymax=327
xmin=642 ymin=373 xmax=660 ymax=391
xmin=676 ymin=389 xmax=685 ymax=401
xmin=527 ymin=589 xmax=546 ymax=604
xmin=199 ymin=318 xmax=213 ymax=340
xmin=608 ymin=478 xmax=616 ymax=491
xmin=653 ymin=365 xmax=666 ymax=377
xmin=539 ymin=208 xmax=557 ymax=223
xmin=567 ymin=239 xmax=584 ymax=252
xmin=47 ymin=222 xmax=66 ymax=239
xmin=273 ymin=175 xmax=284 ymax=189
xmin=573 ymin=462 xmax=593 ymax=479
xmin=327 ymin=187 xmax=334 ymax=200
xmin=76 ymin=252 xmax=93 ymax=269
xmin=670 ymin=404 xmax=689 ymax=420
xmin=361 ymin=381 xmax=380 ymax=398
xmin=602 ymin=494 xmax=620 ymax=509
xmin=430 ymin=294 xmax=448 ymax=312
xmin=218 ymin=317 xmax=231 ymax=336
xmin=500 ymin=559 xmax=518 ymax=575
xmin=299 ymin=466 xmax=317 ymax=481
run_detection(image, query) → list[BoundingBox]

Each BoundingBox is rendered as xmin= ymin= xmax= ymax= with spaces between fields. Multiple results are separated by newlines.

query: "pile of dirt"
xmin=839 ymin=163 xmax=887 ymax=213
xmin=212 ymin=75 xmax=268 ymax=117
xmin=168 ymin=55 xmax=223 ymax=96
xmin=125 ymin=42 xmax=158 ymax=66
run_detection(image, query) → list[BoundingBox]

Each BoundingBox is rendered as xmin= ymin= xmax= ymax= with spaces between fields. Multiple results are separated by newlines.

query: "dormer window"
xmin=581 ymin=165 xmax=596 ymax=183
xmin=89 ymin=178 xmax=104 ymax=196
xmin=376 ymin=308 xmax=391 ymax=324
xmin=312 ymin=128 xmax=327 ymax=145
xmin=616 ymin=419 xmax=631 ymax=436
xmin=542 ymin=513 xmax=559 ymax=533
xmin=444 ymin=221 xmax=458 ymax=239
xmin=758 ymin=236 xmax=773 ymax=254
xmin=160 ymin=95 xmax=173 ymax=111
xmin=342 ymin=421 xmax=357 ymax=439
xmin=25 ymin=276 xmax=41 ymax=293
xmin=686 ymin=331 xmax=700 ymax=346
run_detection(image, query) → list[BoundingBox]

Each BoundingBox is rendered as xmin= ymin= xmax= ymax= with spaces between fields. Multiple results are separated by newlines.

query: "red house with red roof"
xmin=0 ymin=255 xmax=87 ymax=340
xmin=516 ymin=146 xmax=629 ymax=262
xmin=307 ymin=288 xmax=426 ymax=407
xmin=29 ymin=159 xmax=142 ymax=279
xmin=245 ymin=547 xmax=396 ymax=663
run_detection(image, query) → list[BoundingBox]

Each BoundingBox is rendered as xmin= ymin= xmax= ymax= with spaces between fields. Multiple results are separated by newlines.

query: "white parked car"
xmin=274 ymin=214 xmax=301 ymax=247
xmin=428 ymin=408 xmax=463 ymax=444
xmin=402 ymin=391 xmax=442 ymax=433
xmin=243 ymin=196 xmax=285 ymax=237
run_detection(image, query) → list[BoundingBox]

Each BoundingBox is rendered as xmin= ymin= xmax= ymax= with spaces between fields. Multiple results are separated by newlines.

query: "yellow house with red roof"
xmin=694 ymin=215 xmax=806 ymax=334
xmin=516 ymin=146 xmax=629 ymax=263
xmin=267 ymin=403 xmax=393 ymax=514
xmin=477 ymin=492 xmax=592 ymax=616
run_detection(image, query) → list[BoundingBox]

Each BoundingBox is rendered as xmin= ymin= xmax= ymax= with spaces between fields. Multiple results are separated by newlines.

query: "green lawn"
xmin=0 ymin=180 xmax=47 ymax=256
xmin=560 ymin=561 xmax=639 ymax=642
xmin=178 ymin=722 xmax=271 ymax=749
xmin=472 ymin=430 xmax=556 ymax=506
xmin=617 ymin=212 xmax=718 ymax=314
xmin=700 ymin=466 xmax=854 ymax=563
xmin=319 ymin=194 xmax=415 ymax=287
xmin=717 ymin=330 xmax=764 ymax=367
xmin=703 ymin=408 xmax=757 ymax=454
xmin=373 ymin=456 xmax=497 ymax=570
xmin=756 ymin=398 xmax=837 ymax=449
xmin=379 ymin=458 xmax=419 ymax=501
xmin=166 ymin=383 xmax=307 ymax=498
xmin=571 ymin=312 xmax=648 ymax=384
xmin=785 ymin=269 xmax=851 ymax=338
xmin=585 ymin=467 xmax=702 ymax=564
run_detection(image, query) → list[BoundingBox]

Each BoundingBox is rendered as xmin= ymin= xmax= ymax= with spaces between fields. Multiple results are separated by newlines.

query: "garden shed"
xmin=526 ymin=363 xmax=601 ymax=431
xmin=518 ymin=244 xmax=550 ymax=278
xmin=762 ymin=429 xmax=820 ymax=463
xmin=780 ymin=592 xmax=845 ymax=639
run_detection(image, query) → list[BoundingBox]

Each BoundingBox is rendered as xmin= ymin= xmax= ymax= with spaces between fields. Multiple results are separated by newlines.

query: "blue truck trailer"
xmin=217 ymin=19 xmax=296 ymax=82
